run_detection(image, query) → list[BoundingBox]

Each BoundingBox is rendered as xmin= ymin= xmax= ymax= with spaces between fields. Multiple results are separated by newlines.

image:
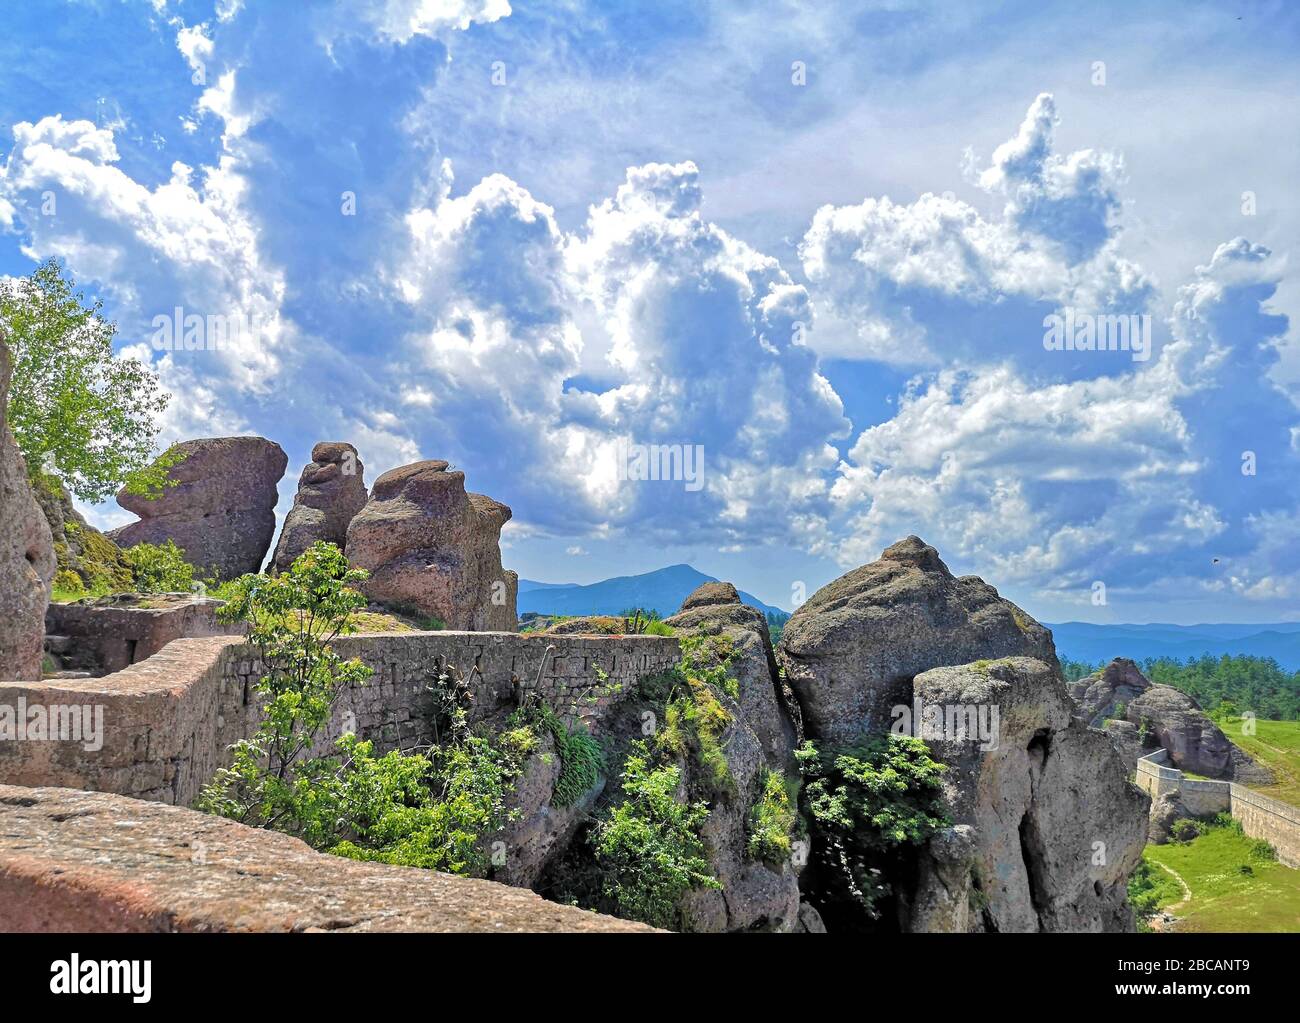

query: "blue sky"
xmin=1 ymin=0 xmax=1298 ymax=623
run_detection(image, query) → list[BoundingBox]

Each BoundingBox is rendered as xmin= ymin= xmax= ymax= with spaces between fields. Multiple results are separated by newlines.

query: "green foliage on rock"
xmin=197 ymin=541 xmax=532 ymax=876
xmin=589 ymin=742 xmax=719 ymax=929
xmin=748 ymin=768 xmax=799 ymax=867
xmin=0 ymin=259 xmax=179 ymax=503
xmin=536 ymin=703 xmax=605 ymax=808
xmin=795 ymin=734 xmax=950 ymax=922
xmin=125 ymin=539 xmax=195 ymax=593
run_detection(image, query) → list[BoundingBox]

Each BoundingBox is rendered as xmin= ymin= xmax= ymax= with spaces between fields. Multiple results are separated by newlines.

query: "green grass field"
xmin=1140 ymin=824 xmax=1300 ymax=932
xmin=1219 ymin=716 xmax=1300 ymax=808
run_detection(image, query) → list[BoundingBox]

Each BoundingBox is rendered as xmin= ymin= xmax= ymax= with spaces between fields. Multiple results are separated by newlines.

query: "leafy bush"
xmin=536 ymin=704 xmax=605 ymax=808
xmin=1170 ymin=818 xmax=1208 ymax=843
xmin=590 ymin=743 xmax=719 ymax=929
xmin=196 ymin=542 xmax=535 ymax=876
xmin=657 ymin=679 xmax=733 ymax=793
xmin=1127 ymin=858 xmax=1180 ymax=930
xmin=51 ymin=568 xmax=85 ymax=599
xmin=795 ymin=735 xmax=949 ymax=923
xmin=126 ymin=539 xmax=195 ymax=593
xmin=748 ymin=768 xmax=799 ymax=867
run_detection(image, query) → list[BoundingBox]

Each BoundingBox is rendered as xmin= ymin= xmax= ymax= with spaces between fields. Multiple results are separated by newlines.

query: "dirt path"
xmin=1148 ymin=860 xmax=1192 ymax=932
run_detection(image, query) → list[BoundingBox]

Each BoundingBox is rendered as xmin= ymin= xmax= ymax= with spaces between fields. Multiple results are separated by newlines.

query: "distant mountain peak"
xmin=517 ymin=564 xmax=785 ymax=618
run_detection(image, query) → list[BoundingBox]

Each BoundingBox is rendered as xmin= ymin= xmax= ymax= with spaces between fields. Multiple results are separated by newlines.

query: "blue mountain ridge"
xmin=1044 ymin=621 xmax=1300 ymax=671
xmin=517 ymin=564 xmax=785 ymax=619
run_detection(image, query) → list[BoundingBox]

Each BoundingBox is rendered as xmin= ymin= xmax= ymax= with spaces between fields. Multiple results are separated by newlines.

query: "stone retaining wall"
xmin=45 ymin=595 xmax=244 ymax=674
xmin=0 ymin=630 xmax=680 ymax=807
xmin=1136 ymin=750 xmax=1300 ymax=867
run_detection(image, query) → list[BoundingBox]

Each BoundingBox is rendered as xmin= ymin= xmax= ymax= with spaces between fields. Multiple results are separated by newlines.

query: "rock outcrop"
xmin=1069 ymin=658 xmax=1269 ymax=783
xmin=0 ymin=335 xmax=56 ymax=680
xmin=345 ymin=460 xmax=517 ymax=630
xmin=1147 ymin=791 xmax=1189 ymax=845
xmin=778 ymin=536 xmax=1057 ymax=742
xmin=108 ymin=436 xmax=288 ymax=580
xmin=32 ymin=475 xmax=132 ymax=592
xmin=0 ymin=784 xmax=653 ymax=932
xmin=1069 ymin=657 xmax=1150 ymax=727
xmin=665 ymin=581 xmax=799 ymax=768
xmin=905 ymin=658 xmax=1148 ymax=932
xmin=663 ymin=582 xmax=803 ymax=932
xmin=271 ymin=442 xmax=367 ymax=573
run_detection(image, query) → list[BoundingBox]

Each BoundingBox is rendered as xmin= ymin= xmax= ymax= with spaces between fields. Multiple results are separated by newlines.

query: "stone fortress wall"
xmin=1136 ymin=749 xmax=1300 ymax=867
xmin=0 ymin=630 xmax=680 ymax=808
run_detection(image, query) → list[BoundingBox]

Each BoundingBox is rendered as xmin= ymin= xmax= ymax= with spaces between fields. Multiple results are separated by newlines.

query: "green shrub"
xmin=1170 ymin=818 xmax=1208 ymax=843
xmin=590 ymin=744 xmax=719 ymax=929
xmin=657 ymin=678 xmax=733 ymax=793
xmin=537 ymin=704 xmax=605 ymax=808
xmin=196 ymin=542 xmax=534 ymax=876
xmin=795 ymin=735 xmax=949 ymax=923
xmin=748 ymin=768 xmax=798 ymax=867
xmin=126 ymin=539 xmax=194 ymax=593
xmin=51 ymin=569 xmax=85 ymax=600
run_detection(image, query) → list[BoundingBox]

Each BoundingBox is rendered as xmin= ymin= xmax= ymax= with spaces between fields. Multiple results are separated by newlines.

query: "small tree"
xmin=198 ymin=541 xmax=534 ymax=874
xmin=0 ymin=259 xmax=177 ymax=502
xmin=204 ymin=543 xmax=371 ymax=801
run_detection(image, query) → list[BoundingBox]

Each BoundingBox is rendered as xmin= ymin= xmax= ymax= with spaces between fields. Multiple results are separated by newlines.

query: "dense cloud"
xmin=0 ymin=3 xmax=1295 ymax=619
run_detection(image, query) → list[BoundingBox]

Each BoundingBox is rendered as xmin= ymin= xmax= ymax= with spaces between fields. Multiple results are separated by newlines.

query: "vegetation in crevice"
xmin=795 ymin=734 xmax=949 ymax=930
xmin=747 ymin=767 xmax=800 ymax=867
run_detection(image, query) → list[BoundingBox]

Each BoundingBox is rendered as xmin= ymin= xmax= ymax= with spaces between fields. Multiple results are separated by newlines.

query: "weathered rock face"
xmin=0 ymin=335 xmax=55 ymax=680
xmin=32 ymin=475 xmax=132 ymax=592
xmin=108 ymin=436 xmax=288 ymax=580
xmin=345 ymin=460 xmax=517 ymax=631
xmin=1069 ymin=657 xmax=1150 ymax=727
xmin=271 ymin=442 xmax=367 ymax=573
xmin=1126 ymin=683 xmax=1269 ymax=783
xmin=0 ymin=784 xmax=654 ymax=932
xmin=905 ymin=658 xmax=1149 ymax=932
xmin=778 ymin=536 xmax=1057 ymax=742
xmin=1069 ymin=658 xmax=1268 ymax=783
xmin=1147 ymin=791 xmax=1189 ymax=845
xmin=665 ymin=582 xmax=799 ymax=768
xmin=662 ymin=582 xmax=803 ymax=931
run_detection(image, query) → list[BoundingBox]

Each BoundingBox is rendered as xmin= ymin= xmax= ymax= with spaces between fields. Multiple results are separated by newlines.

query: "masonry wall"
xmin=0 ymin=631 xmax=680 ymax=808
xmin=1136 ymin=750 xmax=1300 ymax=868
xmin=45 ymin=597 xmax=244 ymax=674
xmin=1230 ymin=785 xmax=1300 ymax=868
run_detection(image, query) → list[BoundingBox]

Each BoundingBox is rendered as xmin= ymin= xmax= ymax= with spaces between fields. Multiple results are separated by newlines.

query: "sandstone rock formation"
xmin=905 ymin=658 xmax=1148 ymax=932
xmin=108 ymin=436 xmax=288 ymax=580
xmin=1147 ymin=791 xmax=1189 ymax=845
xmin=32 ymin=474 xmax=132 ymax=592
xmin=665 ymin=581 xmax=799 ymax=767
xmin=778 ymin=536 xmax=1057 ymax=742
xmin=660 ymin=582 xmax=803 ymax=931
xmin=1069 ymin=658 xmax=1269 ymax=783
xmin=1069 ymin=657 xmax=1150 ymax=727
xmin=345 ymin=460 xmax=517 ymax=630
xmin=0 ymin=784 xmax=653 ymax=932
xmin=271 ymin=442 xmax=367 ymax=573
xmin=0 ymin=335 xmax=55 ymax=680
